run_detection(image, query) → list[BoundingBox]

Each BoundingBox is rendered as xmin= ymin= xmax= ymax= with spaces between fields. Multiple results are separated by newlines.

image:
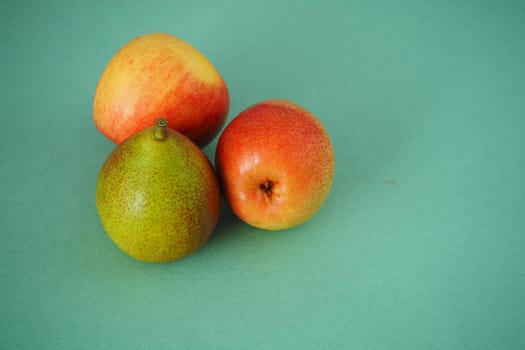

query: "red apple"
xmin=93 ymin=33 xmax=229 ymax=147
xmin=215 ymin=99 xmax=335 ymax=230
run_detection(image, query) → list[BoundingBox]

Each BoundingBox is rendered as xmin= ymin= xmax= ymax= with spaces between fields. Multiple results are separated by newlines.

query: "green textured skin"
xmin=96 ymin=125 xmax=221 ymax=262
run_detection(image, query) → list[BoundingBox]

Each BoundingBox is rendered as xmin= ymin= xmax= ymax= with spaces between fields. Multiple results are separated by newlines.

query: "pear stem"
xmin=154 ymin=118 xmax=168 ymax=140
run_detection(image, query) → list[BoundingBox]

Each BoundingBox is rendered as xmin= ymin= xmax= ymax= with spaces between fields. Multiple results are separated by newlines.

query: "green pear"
xmin=96 ymin=119 xmax=221 ymax=262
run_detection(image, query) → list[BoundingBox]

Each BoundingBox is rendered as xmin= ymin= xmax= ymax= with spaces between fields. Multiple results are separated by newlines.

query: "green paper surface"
xmin=1 ymin=1 xmax=524 ymax=349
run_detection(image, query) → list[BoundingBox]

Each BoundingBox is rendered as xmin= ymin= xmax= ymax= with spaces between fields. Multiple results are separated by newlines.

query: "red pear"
xmin=215 ymin=99 xmax=335 ymax=230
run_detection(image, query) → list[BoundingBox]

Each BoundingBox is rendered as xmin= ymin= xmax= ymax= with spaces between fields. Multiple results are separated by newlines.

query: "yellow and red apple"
xmin=93 ymin=33 xmax=229 ymax=147
xmin=215 ymin=99 xmax=335 ymax=230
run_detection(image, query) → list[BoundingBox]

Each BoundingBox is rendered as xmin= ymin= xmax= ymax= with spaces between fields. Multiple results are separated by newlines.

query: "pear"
xmin=96 ymin=118 xmax=221 ymax=262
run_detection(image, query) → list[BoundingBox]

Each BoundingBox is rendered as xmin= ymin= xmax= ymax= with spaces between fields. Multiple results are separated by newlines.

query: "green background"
xmin=1 ymin=0 xmax=524 ymax=349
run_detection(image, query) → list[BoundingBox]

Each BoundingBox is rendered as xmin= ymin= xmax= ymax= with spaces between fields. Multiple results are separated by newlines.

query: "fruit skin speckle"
xmin=96 ymin=121 xmax=221 ymax=262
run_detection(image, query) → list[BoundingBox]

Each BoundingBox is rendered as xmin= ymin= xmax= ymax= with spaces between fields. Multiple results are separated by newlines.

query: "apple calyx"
xmin=154 ymin=118 xmax=168 ymax=141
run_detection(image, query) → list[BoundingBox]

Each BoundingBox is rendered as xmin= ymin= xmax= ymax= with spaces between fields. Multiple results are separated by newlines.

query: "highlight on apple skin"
xmin=215 ymin=98 xmax=335 ymax=230
xmin=93 ymin=32 xmax=229 ymax=147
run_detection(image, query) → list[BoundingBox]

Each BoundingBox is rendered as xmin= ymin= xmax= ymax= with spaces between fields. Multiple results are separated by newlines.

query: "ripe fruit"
xmin=93 ymin=33 xmax=229 ymax=147
xmin=215 ymin=99 xmax=335 ymax=230
xmin=96 ymin=119 xmax=221 ymax=262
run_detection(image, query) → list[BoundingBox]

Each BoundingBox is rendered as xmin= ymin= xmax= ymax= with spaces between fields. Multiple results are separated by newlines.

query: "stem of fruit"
xmin=154 ymin=118 xmax=168 ymax=140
